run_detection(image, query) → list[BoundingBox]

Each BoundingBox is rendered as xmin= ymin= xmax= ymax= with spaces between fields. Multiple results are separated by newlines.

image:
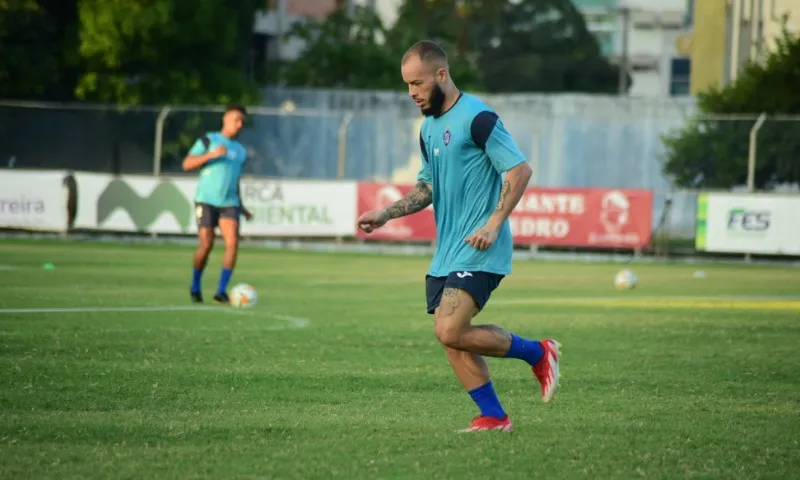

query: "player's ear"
xmin=436 ymin=67 xmax=448 ymax=84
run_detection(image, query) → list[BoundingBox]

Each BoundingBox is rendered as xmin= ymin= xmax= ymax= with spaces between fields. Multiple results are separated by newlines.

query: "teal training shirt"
xmin=188 ymin=132 xmax=248 ymax=207
xmin=417 ymin=93 xmax=526 ymax=277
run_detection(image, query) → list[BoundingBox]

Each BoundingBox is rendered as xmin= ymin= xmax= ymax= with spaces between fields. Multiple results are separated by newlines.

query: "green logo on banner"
xmin=97 ymin=179 xmax=193 ymax=232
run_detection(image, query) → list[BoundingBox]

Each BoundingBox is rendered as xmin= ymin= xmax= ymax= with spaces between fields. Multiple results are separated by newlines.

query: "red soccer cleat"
xmin=533 ymin=339 xmax=561 ymax=403
xmin=457 ymin=415 xmax=514 ymax=433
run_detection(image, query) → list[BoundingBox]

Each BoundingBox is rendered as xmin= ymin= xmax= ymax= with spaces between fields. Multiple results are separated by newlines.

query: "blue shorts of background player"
xmin=357 ymin=41 xmax=561 ymax=433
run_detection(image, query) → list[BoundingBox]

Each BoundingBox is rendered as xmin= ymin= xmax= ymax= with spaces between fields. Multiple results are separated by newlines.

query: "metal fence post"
xmin=336 ymin=112 xmax=355 ymax=180
xmin=528 ymin=124 xmax=541 ymax=186
xmin=153 ymin=106 xmax=172 ymax=176
xmin=747 ymin=112 xmax=767 ymax=192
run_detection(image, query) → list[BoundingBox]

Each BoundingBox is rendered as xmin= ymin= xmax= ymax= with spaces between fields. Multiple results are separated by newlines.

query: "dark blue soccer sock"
xmin=505 ymin=334 xmax=545 ymax=366
xmin=191 ymin=267 xmax=203 ymax=293
xmin=468 ymin=381 xmax=506 ymax=419
xmin=217 ymin=268 xmax=233 ymax=294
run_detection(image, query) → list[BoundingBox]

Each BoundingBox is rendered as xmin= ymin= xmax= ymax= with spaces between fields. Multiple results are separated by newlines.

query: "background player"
xmin=356 ymin=41 xmax=560 ymax=432
xmin=182 ymin=104 xmax=253 ymax=304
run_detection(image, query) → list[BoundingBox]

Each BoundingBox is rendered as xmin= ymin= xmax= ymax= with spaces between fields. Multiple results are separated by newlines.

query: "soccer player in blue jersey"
xmin=182 ymin=104 xmax=253 ymax=304
xmin=357 ymin=41 xmax=561 ymax=432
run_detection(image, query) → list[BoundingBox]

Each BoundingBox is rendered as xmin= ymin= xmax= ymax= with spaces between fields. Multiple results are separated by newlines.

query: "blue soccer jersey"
xmin=417 ymin=93 xmax=526 ymax=277
xmin=188 ymin=132 xmax=248 ymax=207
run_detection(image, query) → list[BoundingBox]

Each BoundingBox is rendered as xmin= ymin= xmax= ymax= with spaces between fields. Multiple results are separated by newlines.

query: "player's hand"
xmin=356 ymin=209 xmax=389 ymax=234
xmin=242 ymin=208 xmax=254 ymax=222
xmin=210 ymin=145 xmax=227 ymax=159
xmin=465 ymin=224 xmax=499 ymax=250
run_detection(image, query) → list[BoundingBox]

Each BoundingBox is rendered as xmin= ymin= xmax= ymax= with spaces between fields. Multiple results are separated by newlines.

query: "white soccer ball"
xmin=229 ymin=283 xmax=258 ymax=308
xmin=614 ymin=269 xmax=638 ymax=290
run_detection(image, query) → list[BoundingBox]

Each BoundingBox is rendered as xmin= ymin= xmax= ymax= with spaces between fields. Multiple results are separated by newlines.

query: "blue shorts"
xmin=195 ymin=202 xmax=240 ymax=229
xmin=425 ymin=271 xmax=504 ymax=315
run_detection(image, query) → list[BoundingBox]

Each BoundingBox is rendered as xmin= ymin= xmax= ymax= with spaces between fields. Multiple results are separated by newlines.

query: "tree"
xmin=73 ymin=0 xmax=265 ymax=173
xmin=474 ymin=0 xmax=622 ymax=93
xmin=0 ymin=0 xmax=81 ymax=100
xmin=662 ymin=23 xmax=800 ymax=190
xmin=385 ymin=0 xmax=484 ymax=91
xmin=277 ymin=6 xmax=398 ymax=90
xmin=276 ymin=5 xmax=483 ymax=91
xmin=277 ymin=0 xmax=618 ymax=94
xmin=391 ymin=0 xmax=622 ymax=93
xmin=76 ymin=0 xmax=262 ymax=105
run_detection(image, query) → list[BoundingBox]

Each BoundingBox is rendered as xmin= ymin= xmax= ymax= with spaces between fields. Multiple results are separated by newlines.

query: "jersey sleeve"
xmin=188 ymin=136 xmax=209 ymax=156
xmin=470 ymin=111 xmax=526 ymax=173
xmin=416 ymin=132 xmax=433 ymax=184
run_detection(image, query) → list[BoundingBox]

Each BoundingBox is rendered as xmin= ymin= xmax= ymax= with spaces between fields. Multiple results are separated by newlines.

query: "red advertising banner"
xmin=357 ymin=183 xmax=653 ymax=249
xmin=356 ymin=183 xmax=436 ymax=241
xmin=509 ymin=188 xmax=653 ymax=248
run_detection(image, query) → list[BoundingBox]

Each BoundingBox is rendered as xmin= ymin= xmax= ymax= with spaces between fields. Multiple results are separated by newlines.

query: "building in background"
xmin=687 ymin=0 xmax=800 ymax=95
xmin=252 ymin=0 xmax=340 ymax=65
xmin=607 ymin=0 xmax=690 ymax=97
xmin=573 ymin=0 xmax=620 ymax=56
xmin=535 ymin=0 xmax=692 ymax=97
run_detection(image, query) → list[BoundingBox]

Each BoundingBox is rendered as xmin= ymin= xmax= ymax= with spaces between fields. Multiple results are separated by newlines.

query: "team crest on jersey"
xmin=443 ymin=127 xmax=451 ymax=146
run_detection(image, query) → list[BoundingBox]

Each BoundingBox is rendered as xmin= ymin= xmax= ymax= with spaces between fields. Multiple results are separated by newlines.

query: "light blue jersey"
xmin=188 ymin=132 xmax=248 ymax=207
xmin=417 ymin=93 xmax=526 ymax=277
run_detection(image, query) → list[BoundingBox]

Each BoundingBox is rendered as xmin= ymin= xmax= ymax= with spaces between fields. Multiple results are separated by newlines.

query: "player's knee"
xmin=434 ymin=320 xmax=465 ymax=349
xmin=198 ymin=238 xmax=213 ymax=251
xmin=223 ymin=238 xmax=239 ymax=251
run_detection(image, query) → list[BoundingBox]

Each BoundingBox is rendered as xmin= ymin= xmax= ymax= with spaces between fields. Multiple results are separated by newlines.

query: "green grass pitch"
xmin=1 ymin=239 xmax=799 ymax=479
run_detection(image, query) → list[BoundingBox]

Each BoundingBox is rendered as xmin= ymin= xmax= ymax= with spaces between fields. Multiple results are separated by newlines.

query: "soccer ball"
xmin=229 ymin=283 xmax=258 ymax=308
xmin=614 ymin=269 xmax=638 ymax=290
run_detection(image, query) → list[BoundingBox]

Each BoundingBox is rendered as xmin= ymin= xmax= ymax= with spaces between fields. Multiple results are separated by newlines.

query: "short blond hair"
xmin=401 ymin=40 xmax=449 ymax=69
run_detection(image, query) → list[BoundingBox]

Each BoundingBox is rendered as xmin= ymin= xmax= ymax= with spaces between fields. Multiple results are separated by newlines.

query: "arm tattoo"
xmin=383 ymin=181 xmax=432 ymax=220
xmin=495 ymin=179 xmax=510 ymax=212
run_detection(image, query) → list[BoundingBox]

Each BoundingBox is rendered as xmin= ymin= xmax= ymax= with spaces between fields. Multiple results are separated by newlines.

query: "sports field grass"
xmin=1 ymin=238 xmax=799 ymax=479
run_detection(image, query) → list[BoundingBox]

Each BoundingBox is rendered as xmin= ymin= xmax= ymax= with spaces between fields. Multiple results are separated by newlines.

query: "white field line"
xmin=0 ymin=305 xmax=311 ymax=329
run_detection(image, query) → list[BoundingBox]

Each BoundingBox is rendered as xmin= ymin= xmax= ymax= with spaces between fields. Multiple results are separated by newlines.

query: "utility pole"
xmin=276 ymin=0 xmax=286 ymax=62
xmin=618 ymin=5 xmax=631 ymax=95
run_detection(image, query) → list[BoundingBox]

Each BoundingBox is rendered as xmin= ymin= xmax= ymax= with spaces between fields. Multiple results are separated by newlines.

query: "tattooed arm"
xmin=485 ymin=162 xmax=531 ymax=230
xmin=465 ymin=110 xmax=532 ymax=250
xmin=465 ymin=163 xmax=530 ymax=250
xmin=356 ymin=180 xmax=432 ymax=234
xmin=379 ymin=181 xmax=433 ymax=222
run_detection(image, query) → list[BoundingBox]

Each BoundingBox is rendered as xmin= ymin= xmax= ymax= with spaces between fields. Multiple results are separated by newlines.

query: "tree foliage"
xmin=277 ymin=0 xmax=621 ymax=94
xmin=473 ymin=0 xmax=622 ymax=93
xmin=0 ymin=0 xmax=81 ymax=100
xmin=76 ymin=0 xmax=262 ymax=105
xmin=276 ymin=7 xmax=399 ymax=90
xmin=0 ymin=0 xmax=261 ymax=105
xmin=276 ymin=5 xmax=482 ymax=91
xmin=394 ymin=0 xmax=622 ymax=93
xmin=662 ymin=23 xmax=800 ymax=189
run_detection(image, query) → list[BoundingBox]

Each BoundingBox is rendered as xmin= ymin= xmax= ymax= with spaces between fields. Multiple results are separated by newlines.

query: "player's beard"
xmin=421 ymin=83 xmax=446 ymax=117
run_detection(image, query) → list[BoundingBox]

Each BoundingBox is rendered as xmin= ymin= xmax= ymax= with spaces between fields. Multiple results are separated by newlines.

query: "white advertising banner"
xmin=239 ymin=179 xmax=357 ymax=236
xmin=0 ymin=169 xmax=67 ymax=231
xmin=73 ymin=172 xmax=198 ymax=234
xmin=71 ymin=172 xmax=357 ymax=236
xmin=696 ymin=193 xmax=800 ymax=255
